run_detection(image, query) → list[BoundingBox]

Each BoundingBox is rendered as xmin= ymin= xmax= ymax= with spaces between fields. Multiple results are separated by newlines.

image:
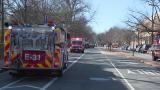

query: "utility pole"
xmin=132 ymin=31 xmax=135 ymax=56
xmin=24 ymin=0 xmax=27 ymax=24
xmin=0 ymin=0 xmax=4 ymax=59
xmin=0 ymin=0 xmax=4 ymax=42
xmin=136 ymin=28 xmax=140 ymax=45
xmin=151 ymin=0 xmax=155 ymax=44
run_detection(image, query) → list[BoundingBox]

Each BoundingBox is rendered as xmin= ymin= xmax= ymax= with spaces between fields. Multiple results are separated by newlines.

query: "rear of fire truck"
xmin=2 ymin=26 xmax=68 ymax=76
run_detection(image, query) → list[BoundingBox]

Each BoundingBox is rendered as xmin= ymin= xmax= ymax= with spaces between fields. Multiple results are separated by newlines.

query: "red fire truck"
xmin=2 ymin=25 xmax=69 ymax=76
xmin=70 ymin=38 xmax=85 ymax=53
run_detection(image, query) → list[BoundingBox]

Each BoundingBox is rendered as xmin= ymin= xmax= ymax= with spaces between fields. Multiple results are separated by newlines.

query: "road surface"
xmin=0 ymin=48 xmax=160 ymax=90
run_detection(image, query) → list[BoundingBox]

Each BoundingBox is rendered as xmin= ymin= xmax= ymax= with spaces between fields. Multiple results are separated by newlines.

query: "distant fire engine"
xmin=70 ymin=37 xmax=85 ymax=53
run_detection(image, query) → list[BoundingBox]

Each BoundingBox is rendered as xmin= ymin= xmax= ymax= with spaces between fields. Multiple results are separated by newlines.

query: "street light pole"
xmin=132 ymin=31 xmax=135 ymax=56
xmin=1 ymin=0 xmax=4 ymax=59
xmin=151 ymin=0 xmax=155 ymax=44
xmin=1 ymin=0 xmax=4 ymax=43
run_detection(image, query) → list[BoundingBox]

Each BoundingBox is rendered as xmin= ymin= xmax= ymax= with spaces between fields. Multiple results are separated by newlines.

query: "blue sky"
xmin=86 ymin=0 xmax=151 ymax=34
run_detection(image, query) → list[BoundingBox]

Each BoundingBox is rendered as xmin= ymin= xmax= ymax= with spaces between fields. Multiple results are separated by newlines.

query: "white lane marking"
xmin=40 ymin=54 xmax=85 ymax=90
xmin=154 ymin=71 xmax=160 ymax=75
xmin=127 ymin=70 xmax=136 ymax=74
xmin=136 ymin=70 xmax=145 ymax=75
xmin=109 ymin=60 xmax=135 ymax=90
xmin=0 ymin=78 xmax=24 ymax=90
xmin=89 ymin=77 xmax=112 ymax=81
xmin=127 ymin=69 xmax=160 ymax=76
xmin=141 ymin=70 xmax=155 ymax=75
xmin=69 ymin=56 xmax=80 ymax=59
xmin=68 ymin=61 xmax=75 ymax=63
xmin=100 ymin=51 xmax=135 ymax=90
xmin=5 ymin=85 xmax=41 ymax=89
xmin=64 ymin=54 xmax=84 ymax=73
xmin=118 ymin=62 xmax=139 ymax=65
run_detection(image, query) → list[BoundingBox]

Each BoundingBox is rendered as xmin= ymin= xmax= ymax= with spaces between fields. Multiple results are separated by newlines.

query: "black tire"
xmin=9 ymin=72 xmax=17 ymax=77
xmin=152 ymin=55 xmax=157 ymax=61
xmin=63 ymin=59 xmax=68 ymax=69
xmin=63 ymin=63 xmax=67 ymax=69
xmin=9 ymin=71 xmax=24 ymax=77
xmin=64 ymin=52 xmax=69 ymax=68
xmin=57 ymin=69 xmax=63 ymax=77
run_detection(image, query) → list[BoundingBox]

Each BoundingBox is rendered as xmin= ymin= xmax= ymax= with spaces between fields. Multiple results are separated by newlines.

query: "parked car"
xmin=140 ymin=44 xmax=151 ymax=53
xmin=126 ymin=45 xmax=130 ymax=50
xmin=121 ymin=45 xmax=129 ymax=50
xmin=85 ymin=42 xmax=90 ymax=49
xmin=147 ymin=46 xmax=152 ymax=54
xmin=89 ymin=44 xmax=95 ymax=48
xmin=129 ymin=45 xmax=137 ymax=51
xmin=136 ymin=45 xmax=143 ymax=52
xmin=126 ymin=46 xmax=131 ymax=51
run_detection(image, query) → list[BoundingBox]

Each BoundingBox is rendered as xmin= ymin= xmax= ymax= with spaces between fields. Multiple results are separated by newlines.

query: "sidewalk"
xmin=119 ymin=49 xmax=152 ymax=61
xmin=103 ymin=47 xmax=160 ymax=68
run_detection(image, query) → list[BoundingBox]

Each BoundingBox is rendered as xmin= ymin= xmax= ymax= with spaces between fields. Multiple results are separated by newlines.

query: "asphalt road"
xmin=0 ymin=48 xmax=160 ymax=90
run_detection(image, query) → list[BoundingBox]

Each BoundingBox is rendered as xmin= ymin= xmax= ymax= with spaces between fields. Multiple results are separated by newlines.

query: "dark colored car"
xmin=89 ymin=44 xmax=95 ymax=48
xmin=85 ymin=43 xmax=90 ymax=49
xmin=136 ymin=45 xmax=143 ymax=52
xmin=140 ymin=44 xmax=151 ymax=53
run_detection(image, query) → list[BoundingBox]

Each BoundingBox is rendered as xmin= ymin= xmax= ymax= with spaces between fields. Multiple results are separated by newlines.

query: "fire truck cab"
xmin=2 ymin=25 xmax=69 ymax=76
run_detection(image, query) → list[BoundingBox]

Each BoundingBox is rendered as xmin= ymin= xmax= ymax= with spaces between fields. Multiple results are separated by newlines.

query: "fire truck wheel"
xmin=9 ymin=72 xmax=17 ymax=77
xmin=63 ymin=55 xmax=68 ymax=69
xmin=63 ymin=63 xmax=67 ymax=69
xmin=57 ymin=69 xmax=63 ymax=77
xmin=63 ymin=60 xmax=67 ymax=69
xmin=9 ymin=71 xmax=23 ymax=77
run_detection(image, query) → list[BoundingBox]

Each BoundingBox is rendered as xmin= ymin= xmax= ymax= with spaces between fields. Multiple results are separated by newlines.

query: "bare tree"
xmin=3 ymin=0 xmax=96 ymax=42
xmin=125 ymin=0 xmax=160 ymax=44
xmin=96 ymin=27 xmax=135 ymax=50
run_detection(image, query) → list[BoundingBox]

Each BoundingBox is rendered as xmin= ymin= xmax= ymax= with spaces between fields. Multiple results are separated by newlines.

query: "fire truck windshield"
xmin=22 ymin=39 xmax=33 ymax=49
xmin=12 ymin=27 xmax=53 ymax=50
xmin=72 ymin=41 xmax=82 ymax=45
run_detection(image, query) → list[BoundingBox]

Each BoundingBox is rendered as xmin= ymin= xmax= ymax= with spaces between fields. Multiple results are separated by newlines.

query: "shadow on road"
xmin=51 ymin=58 xmax=129 ymax=90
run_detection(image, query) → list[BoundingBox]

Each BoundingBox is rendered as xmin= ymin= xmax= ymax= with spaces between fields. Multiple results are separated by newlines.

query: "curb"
xmin=104 ymin=49 xmax=160 ymax=68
